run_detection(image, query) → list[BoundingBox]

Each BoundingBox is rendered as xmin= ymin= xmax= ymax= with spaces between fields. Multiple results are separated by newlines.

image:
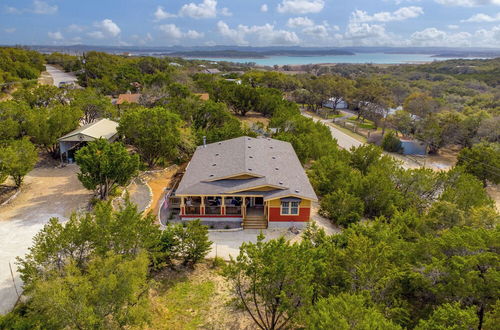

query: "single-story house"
xmin=167 ymin=136 xmax=318 ymax=229
xmin=323 ymin=97 xmax=348 ymax=109
xmin=116 ymin=93 xmax=142 ymax=105
xmin=57 ymin=118 xmax=119 ymax=163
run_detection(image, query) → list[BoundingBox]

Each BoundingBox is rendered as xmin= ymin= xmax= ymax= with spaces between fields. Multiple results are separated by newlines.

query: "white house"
xmin=323 ymin=97 xmax=348 ymax=109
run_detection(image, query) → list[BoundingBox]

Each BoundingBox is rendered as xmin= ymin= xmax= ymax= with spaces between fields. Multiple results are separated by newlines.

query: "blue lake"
xmin=189 ymin=53 xmax=479 ymax=66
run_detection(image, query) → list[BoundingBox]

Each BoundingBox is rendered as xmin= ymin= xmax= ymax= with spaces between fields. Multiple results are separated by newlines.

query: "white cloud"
xmin=448 ymin=24 xmax=460 ymax=29
xmin=154 ymin=6 xmax=176 ymax=21
xmin=48 ymin=31 xmax=63 ymax=40
xmin=4 ymin=27 xmax=16 ymax=33
xmin=67 ymin=24 xmax=85 ymax=33
xmin=88 ymin=31 xmax=105 ymax=39
xmin=461 ymin=12 xmax=500 ymax=22
xmin=302 ymin=24 xmax=329 ymax=39
xmin=96 ymin=19 xmax=121 ymax=37
xmin=410 ymin=27 xmax=473 ymax=46
xmin=217 ymin=21 xmax=247 ymax=44
xmin=5 ymin=6 xmax=21 ymax=14
xmin=186 ymin=30 xmax=205 ymax=39
xmin=33 ymin=0 xmax=57 ymax=14
xmin=159 ymin=24 xmax=204 ymax=39
xmin=158 ymin=24 xmax=183 ymax=39
xmin=351 ymin=6 xmax=424 ymax=23
xmin=345 ymin=22 xmax=389 ymax=39
xmin=277 ymin=0 xmax=325 ymax=14
xmin=287 ymin=16 xmax=314 ymax=27
xmin=217 ymin=21 xmax=300 ymax=45
xmin=435 ymin=0 xmax=500 ymax=6
xmin=220 ymin=7 xmax=232 ymax=16
xmin=179 ymin=0 xmax=217 ymax=19
xmin=474 ymin=25 xmax=500 ymax=43
xmin=260 ymin=4 xmax=268 ymax=12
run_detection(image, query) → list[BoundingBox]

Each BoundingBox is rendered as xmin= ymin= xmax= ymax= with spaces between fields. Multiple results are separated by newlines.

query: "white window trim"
xmin=280 ymin=201 xmax=299 ymax=216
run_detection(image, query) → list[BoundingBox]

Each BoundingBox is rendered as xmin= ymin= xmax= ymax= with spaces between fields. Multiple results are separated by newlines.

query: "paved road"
xmin=301 ymin=111 xmax=420 ymax=169
xmin=301 ymin=111 xmax=363 ymax=149
xmin=45 ymin=65 xmax=78 ymax=87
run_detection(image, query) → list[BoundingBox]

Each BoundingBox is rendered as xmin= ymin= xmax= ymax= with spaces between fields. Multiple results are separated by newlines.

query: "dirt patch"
xmin=38 ymin=71 xmax=54 ymax=85
xmin=486 ymin=184 xmax=500 ymax=212
xmin=0 ymin=185 xmax=17 ymax=205
xmin=236 ymin=111 xmax=270 ymax=127
xmin=141 ymin=166 xmax=180 ymax=217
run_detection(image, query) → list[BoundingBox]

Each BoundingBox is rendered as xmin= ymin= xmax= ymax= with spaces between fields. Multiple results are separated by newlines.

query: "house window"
xmin=281 ymin=201 xmax=299 ymax=215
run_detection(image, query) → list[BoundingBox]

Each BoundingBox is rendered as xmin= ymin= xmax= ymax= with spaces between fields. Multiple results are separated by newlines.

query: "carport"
xmin=57 ymin=118 xmax=119 ymax=164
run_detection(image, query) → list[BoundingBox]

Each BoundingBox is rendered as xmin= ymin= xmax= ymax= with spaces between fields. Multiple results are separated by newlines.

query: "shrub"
xmin=382 ymin=132 xmax=402 ymax=153
xmin=320 ymin=190 xmax=364 ymax=226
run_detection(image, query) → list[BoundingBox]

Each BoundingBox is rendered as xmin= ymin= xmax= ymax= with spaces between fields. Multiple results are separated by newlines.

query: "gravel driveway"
xmin=0 ymin=165 xmax=91 ymax=314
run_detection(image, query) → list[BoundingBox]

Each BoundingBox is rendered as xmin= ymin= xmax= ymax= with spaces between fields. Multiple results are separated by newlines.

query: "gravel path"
xmin=0 ymin=165 xmax=91 ymax=314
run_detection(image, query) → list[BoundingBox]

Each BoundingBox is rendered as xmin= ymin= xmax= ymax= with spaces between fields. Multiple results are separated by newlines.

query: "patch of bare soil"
xmin=236 ymin=111 xmax=270 ymax=127
xmin=38 ymin=71 xmax=54 ymax=85
xmin=141 ymin=165 xmax=181 ymax=217
xmin=0 ymin=185 xmax=17 ymax=205
xmin=0 ymin=164 xmax=92 ymax=222
xmin=486 ymin=184 xmax=500 ymax=212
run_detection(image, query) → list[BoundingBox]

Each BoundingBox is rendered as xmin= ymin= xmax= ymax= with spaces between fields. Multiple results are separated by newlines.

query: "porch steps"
xmin=243 ymin=216 xmax=267 ymax=229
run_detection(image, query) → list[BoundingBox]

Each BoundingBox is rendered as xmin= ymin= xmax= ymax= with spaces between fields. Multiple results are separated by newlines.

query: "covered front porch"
xmin=179 ymin=196 xmax=265 ymax=218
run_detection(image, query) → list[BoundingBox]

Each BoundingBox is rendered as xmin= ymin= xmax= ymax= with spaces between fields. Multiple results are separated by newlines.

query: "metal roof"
xmin=176 ymin=136 xmax=317 ymax=201
xmin=58 ymin=118 xmax=119 ymax=142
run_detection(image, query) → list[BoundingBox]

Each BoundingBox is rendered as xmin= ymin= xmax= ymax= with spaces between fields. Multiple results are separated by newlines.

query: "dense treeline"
xmin=0 ymin=47 xmax=45 ymax=90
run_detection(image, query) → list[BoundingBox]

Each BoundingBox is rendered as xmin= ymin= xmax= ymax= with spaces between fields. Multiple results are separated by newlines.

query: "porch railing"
xmin=225 ymin=206 xmax=242 ymax=215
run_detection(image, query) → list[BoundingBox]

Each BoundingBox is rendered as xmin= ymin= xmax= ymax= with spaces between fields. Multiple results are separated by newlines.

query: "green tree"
xmin=0 ymin=138 xmax=38 ymax=187
xmin=118 ymin=106 xmax=183 ymax=167
xmin=382 ymin=131 xmax=403 ymax=153
xmin=349 ymin=145 xmax=384 ymax=175
xmin=26 ymin=104 xmax=82 ymax=157
xmin=415 ymin=303 xmax=478 ymax=330
xmin=320 ymin=190 xmax=364 ymax=226
xmin=403 ymin=92 xmax=440 ymax=119
xmin=17 ymin=199 xmax=160 ymax=287
xmin=69 ymin=88 xmax=115 ymax=124
xmin=28 ymin=252 xmax=150 ymax=329
xmin=457 ymin=142 xmax=500 ymax=186
xmin=75 ymin=139 xmax=139 ymax=199
xmin=305 ymin=293 xmax=401 ymax=330
xmin=224 ymin=235 xmax=314 ymax=330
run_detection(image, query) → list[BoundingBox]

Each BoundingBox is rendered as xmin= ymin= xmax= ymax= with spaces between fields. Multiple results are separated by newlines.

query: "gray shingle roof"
xmin=176 ymin=136 xmax=317 ymax=201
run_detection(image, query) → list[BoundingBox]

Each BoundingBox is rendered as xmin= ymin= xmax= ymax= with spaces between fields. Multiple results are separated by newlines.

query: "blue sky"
xmin=1 ymin=0 xmax=500 ymax=47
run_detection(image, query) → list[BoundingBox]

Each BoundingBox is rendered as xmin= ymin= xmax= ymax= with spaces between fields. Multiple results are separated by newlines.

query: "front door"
xmin=253 ymin=197 xmax=264 ymax=207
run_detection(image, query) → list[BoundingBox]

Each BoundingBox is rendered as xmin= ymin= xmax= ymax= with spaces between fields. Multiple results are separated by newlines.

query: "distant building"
xmin=58 ymin=119 xmax=119 ymax=163
xmin=225 ymin=78 xmax=242 ymax=85
xmin=203 ymin=68 xmax=221 ymax=74
xmin=116 ymin=93 xmax=142 ymax=105
xmin=323 ymin=97 xmax=348 ymax=109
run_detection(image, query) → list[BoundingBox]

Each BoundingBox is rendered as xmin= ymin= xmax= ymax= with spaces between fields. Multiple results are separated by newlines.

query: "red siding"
xmin=268 ymin=207 xmax=310 ymax=222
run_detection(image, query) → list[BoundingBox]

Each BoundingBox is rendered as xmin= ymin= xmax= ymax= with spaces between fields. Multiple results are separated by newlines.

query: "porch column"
xmin=221 ymin=196 xmax=225 ymax=215
xmin=200 ymin=196 xmax=205 ymax=215
xmin=242 ymin=197 xmax=246 ymax=217
xmin=180 ymin=197 xmax=185 ymax=216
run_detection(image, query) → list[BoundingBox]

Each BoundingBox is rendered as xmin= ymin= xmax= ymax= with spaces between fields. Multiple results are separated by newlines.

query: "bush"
xmin=159 ymin=220 xmax=212 ymax=267
xmin=382 ymin=132 xmax=402 ymax=153
xmin=320 ymin=190 xmax=364 ymax=226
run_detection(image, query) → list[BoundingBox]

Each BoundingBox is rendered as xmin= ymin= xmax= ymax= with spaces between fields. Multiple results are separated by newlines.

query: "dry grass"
xmin=236 ymin=111 xmax=270 ymax=127
xmin=38 ymin=71 xmax=54 ymax=85
xmin=145 ymin=262 xmax=254 ymax=330
xmin=141 ymin=165 xmax=182 ymax=217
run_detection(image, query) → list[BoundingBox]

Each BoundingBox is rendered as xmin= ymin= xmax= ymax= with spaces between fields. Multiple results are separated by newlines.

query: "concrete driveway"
xmin=0 ymin=165 xmax=91 ymax=314
xmin=45 ymin=65 xmax=78 ymax=87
